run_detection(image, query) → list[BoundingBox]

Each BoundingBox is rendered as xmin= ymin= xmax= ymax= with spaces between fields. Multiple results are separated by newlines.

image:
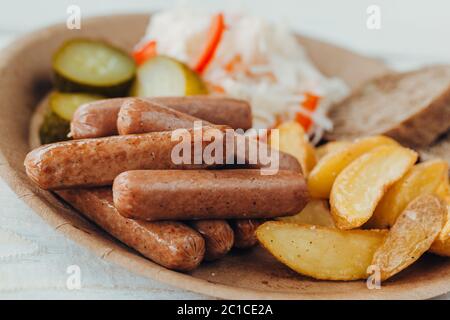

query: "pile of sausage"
xmin=24 ymin=96 xmax=309 ymax=271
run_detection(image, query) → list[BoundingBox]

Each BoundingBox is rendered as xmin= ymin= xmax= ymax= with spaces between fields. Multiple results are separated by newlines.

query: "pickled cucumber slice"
xmin=131 ymin=55 xmax=208 ymax=97
xmin=39 ymin=92 xmax=102 ymax=144
xmin=53 ymin=39 xmax=136 ymax=97
xmin=39 ymin=112 xmax=71 ymax=145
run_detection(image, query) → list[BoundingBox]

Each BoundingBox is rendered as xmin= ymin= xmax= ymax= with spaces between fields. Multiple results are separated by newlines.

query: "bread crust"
xmin=383 ymin=87 xmax=450 ymax=147
xmin=419 ymin=131 xmax=450 ymax=167
xmin=326 ymin=66 xmax=450 ymax=148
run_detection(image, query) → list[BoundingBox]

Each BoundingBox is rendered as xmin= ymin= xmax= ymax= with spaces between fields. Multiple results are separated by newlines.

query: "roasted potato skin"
xmin=308 ymin=135 xmax=398 ymax=199
xmin=435 ymin=180 xmax=450 ymax=241
xmin=256 ymin=221 xmax=387 ymax=280
xmin=330 ymin=144 xmax=417 ymax=229
xmin=277 ymin=200 xmax=335 ymax=228
xmin=372 ymin=195 xmax=445 ymax=281
xmin=270 ymin=121 xmax=316 ymax=177
xmin=430 ymin=237 xmax=450 ymax=257
xmin=315 ymin=141 xmax=350 ymax=160
xmin=367 ymin=160 xmax=449 ymax=229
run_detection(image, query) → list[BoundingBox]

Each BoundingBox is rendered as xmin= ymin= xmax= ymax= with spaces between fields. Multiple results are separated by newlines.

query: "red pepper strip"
xmin=295 ymin=92 xmax=320 ymax=131
xmin=193 ymin=13 xmax=225 ymax=74
xmin=133 ymin=40 xmax=157 ymax=65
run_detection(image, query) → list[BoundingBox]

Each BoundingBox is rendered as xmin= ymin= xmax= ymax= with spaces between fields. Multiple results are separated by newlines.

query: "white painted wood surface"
xmin=0 ymin=0 xmax=449 ymax=299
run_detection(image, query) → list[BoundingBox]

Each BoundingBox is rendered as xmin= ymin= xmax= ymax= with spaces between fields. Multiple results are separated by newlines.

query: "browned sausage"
xmin=70 ymin=100 xmax=120 ymax=139
xmin=152 ymin=96 xmax=251 ymax=131
xmin=117 ymin=98 xmax=211 ymax=134
xmin=57 ymin=188 xmax=205 ymax=271
xmin=113 ymin=169 xmax=309 ymax=221
xmin=117 ymin=98 xmax=235 ymax=261
xmin=71 ymin=96 xmax=252 ymax=138
xmin=24 ymin=126 xmax=227 ymax=189
xmin=117 ymin=98 xmax=302 ymax=173
xmin=189 ymin=220 xmax=234 ymax=261
xmin=229 ymin=219 xmax=265 ymax=249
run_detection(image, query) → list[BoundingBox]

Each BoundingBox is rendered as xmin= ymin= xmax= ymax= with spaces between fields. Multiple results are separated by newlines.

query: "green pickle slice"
xmin=39 ymin=92 xmax=102 ymax=144
xmin=53 ymin=39 xmax=136 ymax=97
xmin=131 ymin=55 xmax=208 ymax=97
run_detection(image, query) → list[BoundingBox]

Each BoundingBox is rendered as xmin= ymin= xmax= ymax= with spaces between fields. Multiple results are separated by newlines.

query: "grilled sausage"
xmin=113 ymin=169 xmax=309 ymax=221
xmin=117 ymin=99 xmax=302 ymax=173
xmin=117 ymin=99 xmax=235 ymax=261
xmin=57 ymin=188 xmax=205 ymax=271
xmin=152 ymin=96 xmax=252 ymax=131
xmin=189 ymin=220 xmax=234 ymax=261
xmin=230 ymin=219 xmax=265 ymax=249
xmin=71 ymin=96 xmax=252 ymax=138
xmin=24 ymin=126 xmax=227 ymax=189
xmin=117 ymin=98 xmax=211 ymax=134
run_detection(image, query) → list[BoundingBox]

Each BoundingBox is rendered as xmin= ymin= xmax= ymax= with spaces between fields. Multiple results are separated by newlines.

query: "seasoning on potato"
xmin=372 ymin=195 xmax=445 ymax=281
xmin=308 ymin=135 xmax=398 ymax=199
xmin=330 ymin=144 xmax=418 ymax=229
xmin=367 ymin=160 xmax=449 ymax=228
xmin=256 ymin=221 xmax=387 ymax=280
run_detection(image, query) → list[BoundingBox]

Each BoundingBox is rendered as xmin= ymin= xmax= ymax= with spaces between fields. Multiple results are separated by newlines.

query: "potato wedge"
xmin=256 ymin=221 xmax=386 ymax=280
xmin=367 ymin=160 xmax=449 ymax=229
xmin=435 ymin=182 xmax=450 ymax=241
xmin=277 ymin=200 xmax=335 ymax=228
xmin=372 ymin=195 xmax=445 ymax=281
xmin=308 ymin=135 xmax=398 ymax=198
xmin=316 ymin=141 xmax=351 ymax=160
xmin=330 ymin=145 xmax=418 ymax=229
xmin=271 ymin=121 xmax=317 ymax=176
xmin=430 ymin=236 xmax=450 ymax=257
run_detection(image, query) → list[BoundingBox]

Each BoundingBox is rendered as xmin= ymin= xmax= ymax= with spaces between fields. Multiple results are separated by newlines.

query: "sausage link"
xmin=117 ymin=98 xmax=301 ymax=173
xmin=117 ymin=98 xmax=234 ymax=261
xmin=70 ymin=100 xmax=121 ymax=139
xmin=57 ymin=188 xmax=205 ymax=271
xmin=24 ymin=127 xmax=227 ymax=189
xmin=230 ymin=219 xmax=265 ymax=249
xmin=188 ymin=220 xmax=234 ymax=261
xmin=119 ymin=99 xmax=302 ymax=171
xmin=152 ymin=96 xmax=252 ymax=131
xmin=113 ymin=169 xmax=309 ymax=221
xmin=117 ymin=98 xmax=211 ymax=135
xmin=71 ymin=96 xmax=252 ymax=138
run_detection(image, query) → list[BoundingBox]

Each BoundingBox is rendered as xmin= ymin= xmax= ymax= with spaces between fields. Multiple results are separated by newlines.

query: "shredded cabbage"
xmin=139 ymin=9 xmax=349 ymax=143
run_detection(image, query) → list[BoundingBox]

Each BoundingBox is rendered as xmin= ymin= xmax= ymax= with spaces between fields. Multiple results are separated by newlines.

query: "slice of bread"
xmin=325 ymin=66 xmax=450 ymax=147
xmin=420 ymin=131 xmax=450 ymax=167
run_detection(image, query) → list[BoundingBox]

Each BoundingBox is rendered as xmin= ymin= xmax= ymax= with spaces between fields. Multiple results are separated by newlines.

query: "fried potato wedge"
xmin=308 ymin=135 xmax=398 ymax=198
xmin=316 ymin=141 xmax=351 ymax=160
xmin=367 ymin=160 xmax=449 ymax=229
xmin=330 ymin=145 xmax=418 ymax=229
xmin=271 ymin=121 xmax=317 ymax=176
xmin=435 ymin=180 xmax=450 ymax=241
xmin=372 ymin=195 xmax=445 ymax=281
xmin=256 ymin=221 xmax=386 ymax=280
xmin=277 ymin=200 xmax=335 ymax=228
xmin=430 ymin=236 xmax=450 ymax=257
xmin=430 ymin=196 xmax=450 ymax=256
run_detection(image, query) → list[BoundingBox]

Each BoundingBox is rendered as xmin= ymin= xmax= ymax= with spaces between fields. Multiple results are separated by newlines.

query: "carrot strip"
xmin=133 ymin=40 xmax=157 ymax=65
xmin=295 ymin=92 xmax=320 ymax=131
xmin=193 ymin=13 xmax=225 ymax=74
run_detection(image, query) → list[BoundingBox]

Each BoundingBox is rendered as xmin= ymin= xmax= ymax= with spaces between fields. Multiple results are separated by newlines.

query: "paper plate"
xmin=0 ymin=14 xmax=448 ymax=299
